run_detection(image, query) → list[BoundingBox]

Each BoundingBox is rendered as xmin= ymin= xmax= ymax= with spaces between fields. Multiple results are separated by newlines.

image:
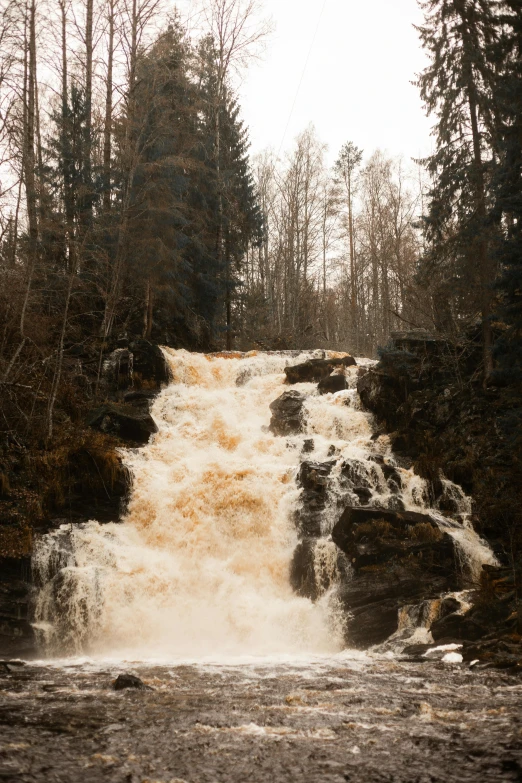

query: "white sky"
xmin=233 ymin=0 xmax=434 ymax=165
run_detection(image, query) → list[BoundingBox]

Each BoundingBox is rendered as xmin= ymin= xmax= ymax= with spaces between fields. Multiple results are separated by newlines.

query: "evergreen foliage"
xmin=492 ymin=2 xmax=522 ymax=384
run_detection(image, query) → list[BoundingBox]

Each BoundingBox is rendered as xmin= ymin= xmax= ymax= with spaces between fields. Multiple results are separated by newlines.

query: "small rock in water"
xmin=112 ymin=673 xmax=149 ymax=691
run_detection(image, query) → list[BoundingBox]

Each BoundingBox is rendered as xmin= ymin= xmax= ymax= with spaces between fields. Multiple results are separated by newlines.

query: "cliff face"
xmin=357 ymin=331 xmax=522 ymax=666
xmin=0 ymin=340 xmax=169 ymax=658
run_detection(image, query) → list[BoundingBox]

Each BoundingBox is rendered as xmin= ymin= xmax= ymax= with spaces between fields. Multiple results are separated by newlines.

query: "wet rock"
xmin=353 ymin=487 xmax=372 ymax=504
xmin=439 ymin=596 xmax=462 ymax=618
xmin=317 ymin=373 xmax=348 ymax=395
xmin=357 ymin=370 xmax=387 ymax=417
xmin=129 ymin=340 xmax=170 ymax=387
xmin=340 ymin=459 xmax=378 ymax=490
xmin=299 ymin=461 xmax=334 ymax=493
xmin=87 ymin=403 xmax=158 ymax=445
xmin=113 ymin=673 xmax=150 ymax=691
xmin=285 ymin=356 xmax=356 ymax=384
xmin=103 ymin=340 xmax=169 ymax=398
xmin=269 ymin=391 xmax=305 ymax=436
xmin=290 ymin=538 xmax=347 ymax=602
xmin=302 ymin=439 xmax=315 ymax=454
xmin=332 ymin=506 xmax=454 ymax=569
xmin=123 ymin=390 xmax=158 ymax=409
xmin=290 ymin=539 xmax=318 ymax=601
xmin=430 ymin=612 xmax=487 ymax=643
xmin=293 ymin=461 xmax=335 ymax=538
xmin=332 ymin=506 xmax=461 ymax=648
xmin=0 ymin=558 xmax=35 ymax=658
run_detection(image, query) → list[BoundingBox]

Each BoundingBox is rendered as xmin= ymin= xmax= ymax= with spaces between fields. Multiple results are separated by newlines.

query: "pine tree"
xmin=416 ymin=0 xmax=499 ymax=378
xmin=492 ymin=1 xmax=522 ymax=384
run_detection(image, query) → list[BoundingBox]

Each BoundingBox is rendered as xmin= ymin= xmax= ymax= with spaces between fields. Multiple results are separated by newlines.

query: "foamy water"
xmin=33 ymin=349 xmax=496 ymax=659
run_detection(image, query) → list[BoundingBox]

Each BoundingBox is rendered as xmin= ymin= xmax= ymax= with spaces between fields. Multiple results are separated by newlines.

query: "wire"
xmin=277 ymin=0 xmax=328 ymax=156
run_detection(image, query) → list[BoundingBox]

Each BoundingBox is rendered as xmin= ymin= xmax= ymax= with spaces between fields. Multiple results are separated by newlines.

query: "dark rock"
xmin=439 ymin=596 xmax=462 ymax=619
xmin=123 ymin=390 xmax=158 ymax=409
xmin=340 ymin=459 xmax=378 ymax=490
xmin=112 ymin=673 xmax=150 ymax=691
xmin=302 ymin=439 xmax=315 ymax=454
xmin=298 ymin=461 xmax=334 ymax=493
xmin=87 ymin=404 xmax=158 ymax=445
xmin=353 ymin=487 xmax=372 ymax=504
xmin=285 ymin=356 xmax=356 ymax=384
xmin=431 ymin=612 xmax=486 ymax=643
xmin=129 ymin=340 xmax=170 ymax=387
xmin=317 ymin=374 xmax=348 ymax=395
xmin=269 ymin=391 xmax=305 ymax=436
xmin=292 ymin=461 xmax=336 ymax=539
xmin=290 ymin=539 xmax=347 ymax=602
xmin=357 ymin=371 xmax=387 ymax=418
xmin=0 ymin=557 xmax=35 ymax=658
xmin=332 ymin=506 xmax=454 ymax=570
xmin=331 ymin=506 xmax=461 ymax=649
xmin=290 ymin=539 xmax=318 ymax=600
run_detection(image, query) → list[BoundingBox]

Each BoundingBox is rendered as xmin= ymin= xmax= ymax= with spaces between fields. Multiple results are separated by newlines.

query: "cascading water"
xmin=33 ymin=349 xmax=497 ymax=659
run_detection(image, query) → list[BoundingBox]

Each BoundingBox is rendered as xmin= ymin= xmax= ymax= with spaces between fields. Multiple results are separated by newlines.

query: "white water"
xmin=33 ymin=349 xmax=496 ymax=659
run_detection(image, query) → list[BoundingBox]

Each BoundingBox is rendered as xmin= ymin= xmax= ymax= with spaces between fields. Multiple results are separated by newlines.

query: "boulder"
xmin=128 ymin=339 xmax=170 ymax=386
xmin=317 ymin=373 xmax=348 ymax=395
xmin=269 ymin=391 xmax=305 ymax=436
xmin=332 ymin=506 xmax=454 ymax=570
xmin=430 ymin=611 xmax=487 ymax=643
xmin=285 ymin=356 xmax=356 ymax=384
xmin=113 ymin=673 xmax=150 ymax=691
xmin=87 ymin=404 xmax=158 ymax=445
xmin=123 ymin=390 xmax=158 ymax=410
xmin=331 ymin=505 xmax=460 ymax=648
xmin=103 ymin=340 xmax=169 ymax=396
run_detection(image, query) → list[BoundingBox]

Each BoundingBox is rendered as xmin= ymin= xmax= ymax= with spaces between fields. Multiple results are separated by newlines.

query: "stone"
xmin=431 ymin=612 xmax=486 ymax=643
xmin=331 ymin=505 xmax=461 ymax=649
xmin=128 ymin=340 xmax=170 ymax=386
xmin=123 ymin=390 xmax=158 ymax=409
xmin=293 ymin=461 xmax=336 ymax=539
xmin=317 ymin=373 xmax=348 ymax=395
xmin=87 ymin=404 xmax=158 ymax=445
xmin=113 ymin=673 xmax=150 ymax=691
xmin=269 ymin=391 xmax=305 ymax=436
xmin=285 ymin=356 xmax=356 ymax=384
xmin=290 ymin=539 xmax=318 ymax=601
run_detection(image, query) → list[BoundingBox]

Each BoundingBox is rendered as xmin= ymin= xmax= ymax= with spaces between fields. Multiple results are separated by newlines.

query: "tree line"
xmin=0 ymin=0 xmax=267 ymax=441
xmin=0 ymin=0 xmax=521 ymax=448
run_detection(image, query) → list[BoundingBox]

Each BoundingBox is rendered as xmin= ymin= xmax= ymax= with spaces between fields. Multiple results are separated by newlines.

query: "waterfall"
xmin=33 ymin=349 xmax=496 ymax=659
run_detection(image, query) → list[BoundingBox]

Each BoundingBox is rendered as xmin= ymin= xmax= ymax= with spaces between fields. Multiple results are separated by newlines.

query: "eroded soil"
xmin=0 ymin=656 xmax=521 ymax=783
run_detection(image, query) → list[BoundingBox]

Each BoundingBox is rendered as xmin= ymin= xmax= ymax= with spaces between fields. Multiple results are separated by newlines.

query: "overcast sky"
xmin=230 ymin=0 xmax=434 ymax=165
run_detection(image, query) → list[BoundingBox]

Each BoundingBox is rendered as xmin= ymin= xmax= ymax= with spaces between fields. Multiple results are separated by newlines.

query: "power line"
xmin=277 ymin=0 xmax=328 ymax=157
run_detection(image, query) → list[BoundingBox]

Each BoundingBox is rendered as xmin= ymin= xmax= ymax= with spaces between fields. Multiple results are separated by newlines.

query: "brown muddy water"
xmin=1 ymin=655 xmax=521 ymax=783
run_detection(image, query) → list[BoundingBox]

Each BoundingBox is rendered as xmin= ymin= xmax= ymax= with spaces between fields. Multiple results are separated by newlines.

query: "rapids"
xmin=33 ymin=350 xmax=496 ymax=659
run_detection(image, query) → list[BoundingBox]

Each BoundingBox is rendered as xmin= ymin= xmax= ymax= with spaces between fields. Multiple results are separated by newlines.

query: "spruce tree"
xmin=492 ymin=1 xmax=522 ymax=384
xmin=416 ymin=0 xmax=499 ymax=378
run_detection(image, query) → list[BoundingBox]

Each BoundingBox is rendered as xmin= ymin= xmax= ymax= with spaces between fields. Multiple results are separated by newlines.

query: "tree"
xmin=335 ymin=141 xmax=363 ymax=350
xmin=416 ymin=0 xmax=499 ymax=379
xmin=492 ymin=1 xmax=522 ymax=384
xmin=201 ymin=0 xmax=271 ymax=348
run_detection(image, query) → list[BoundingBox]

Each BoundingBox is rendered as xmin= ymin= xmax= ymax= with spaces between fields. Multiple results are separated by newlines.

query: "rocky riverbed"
xmin=1 ymin=656 xmax=521 ymax=783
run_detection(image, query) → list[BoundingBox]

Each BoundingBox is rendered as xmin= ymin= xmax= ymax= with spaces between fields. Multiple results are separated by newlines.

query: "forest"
xmin=0 ymin=0 xmax=520 ymax=446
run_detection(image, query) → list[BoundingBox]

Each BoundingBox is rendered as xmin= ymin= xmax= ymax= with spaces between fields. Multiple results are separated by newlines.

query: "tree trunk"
xmin=103 ymin=0 xmax=115 ymax=212
xmin=84 ymin=0 xmax=93 ymax=223
xmin=21 ymin=0 xmax=38 ymax=340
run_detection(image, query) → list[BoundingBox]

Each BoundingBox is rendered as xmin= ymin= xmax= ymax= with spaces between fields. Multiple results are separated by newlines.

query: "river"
xmin=2 ymin=350 xmax=519 ymax=781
